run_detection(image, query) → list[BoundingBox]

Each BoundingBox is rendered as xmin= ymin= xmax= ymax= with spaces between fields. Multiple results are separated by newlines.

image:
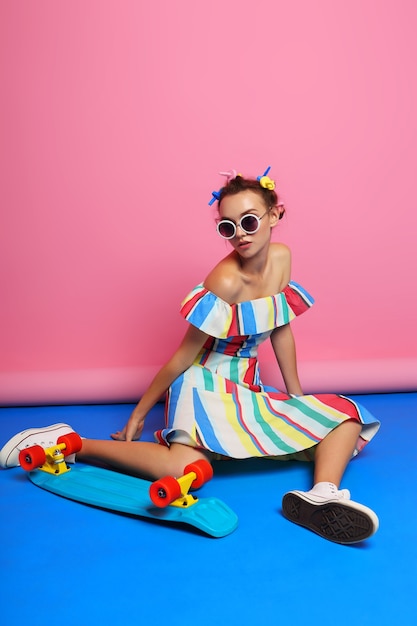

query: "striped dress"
xmin=155 ymin=281 xmax=380 ymax=459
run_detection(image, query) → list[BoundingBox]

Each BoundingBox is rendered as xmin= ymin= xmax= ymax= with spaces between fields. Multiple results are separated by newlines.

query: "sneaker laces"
xmin=309 ymin=482 xmax=351 ymax=500
xmin=18 ymin=439 xmax=56 ymax=451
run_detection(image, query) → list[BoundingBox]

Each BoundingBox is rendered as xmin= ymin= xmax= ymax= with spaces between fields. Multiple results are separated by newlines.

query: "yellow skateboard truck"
xmin=19 ymin=432 xmax=83 ymax=476
xmin=149 ymin=461 xmax=214 ymax=509
xmin=36 ymin=442 xmax=69 ymax=476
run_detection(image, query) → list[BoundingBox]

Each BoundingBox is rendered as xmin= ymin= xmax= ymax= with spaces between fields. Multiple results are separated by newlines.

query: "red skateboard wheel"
xmin=184 ymin=459 xmax=213 ymax=489
xmin=19 ymin=445 xmax=46 ymax=471
xmin=57 ymin=432 xmax=83 ymax=456
xmin=149 ymin=476 xmax=181 ymax=508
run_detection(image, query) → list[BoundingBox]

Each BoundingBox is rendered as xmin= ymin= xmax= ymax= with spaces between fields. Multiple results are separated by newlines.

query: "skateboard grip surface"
xmin=29 ymin=465 xmax=238 ymax=538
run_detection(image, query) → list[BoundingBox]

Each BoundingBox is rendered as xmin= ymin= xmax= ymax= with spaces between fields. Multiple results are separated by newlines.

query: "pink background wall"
xmin=1 ymin=0 xmax=416 ymax=405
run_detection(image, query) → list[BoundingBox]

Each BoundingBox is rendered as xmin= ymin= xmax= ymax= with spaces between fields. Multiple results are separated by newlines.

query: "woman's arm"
xmin=270 ymin=323 xmax=303 ymax=396
xmin=112 ymin=324 xmax=209 ymax=441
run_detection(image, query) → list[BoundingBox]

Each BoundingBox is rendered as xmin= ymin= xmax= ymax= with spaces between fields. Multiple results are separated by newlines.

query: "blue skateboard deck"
xmin=28 ymin=464 xmax=238 ymax=538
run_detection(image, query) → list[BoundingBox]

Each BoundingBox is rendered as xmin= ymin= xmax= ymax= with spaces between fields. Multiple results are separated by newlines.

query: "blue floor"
xmin=1 ymin=392 xmax=416 ymax=625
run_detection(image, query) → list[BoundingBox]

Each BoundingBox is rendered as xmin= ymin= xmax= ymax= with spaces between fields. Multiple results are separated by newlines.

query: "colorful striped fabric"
xmin=155 ymin=282 xmax=380 ymax=459
xmin=180 ymin=280 xmax=314 ymax=338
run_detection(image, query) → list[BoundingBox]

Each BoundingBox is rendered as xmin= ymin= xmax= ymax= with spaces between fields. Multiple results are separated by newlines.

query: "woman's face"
xmin=218 ymin=190 xmax=278 ymax=256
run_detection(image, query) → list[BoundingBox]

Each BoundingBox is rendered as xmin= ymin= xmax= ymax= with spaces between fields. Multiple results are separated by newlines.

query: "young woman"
xmin=0 ymin=169 xmax=380 ymax=544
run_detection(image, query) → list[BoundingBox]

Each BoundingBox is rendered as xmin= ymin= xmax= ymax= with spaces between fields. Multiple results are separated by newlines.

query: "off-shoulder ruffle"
xmin=180 ymin=280 xmax=314 ymax=338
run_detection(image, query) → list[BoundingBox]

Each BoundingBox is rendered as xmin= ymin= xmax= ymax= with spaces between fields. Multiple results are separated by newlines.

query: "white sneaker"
xmin=282 ymin=484 xmax=379 ymax=544
xmin=0 ymin=423 xmax=74 ymax=468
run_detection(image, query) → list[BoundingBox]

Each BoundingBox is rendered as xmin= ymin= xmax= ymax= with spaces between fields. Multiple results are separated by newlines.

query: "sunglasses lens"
xmin=241 ymin=215 xmax=260 ymax=233
xmin=217 ymin=221 xmax=235 ymax=239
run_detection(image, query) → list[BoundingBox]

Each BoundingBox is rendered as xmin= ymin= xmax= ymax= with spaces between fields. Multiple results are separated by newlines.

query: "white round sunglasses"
xmin=216 ymin=209 xmax=270 ymax=240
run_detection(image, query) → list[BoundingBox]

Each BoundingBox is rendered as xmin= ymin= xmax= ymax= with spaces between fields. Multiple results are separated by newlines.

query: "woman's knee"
xmin=168 ymin=444 xmax=211 ymax=477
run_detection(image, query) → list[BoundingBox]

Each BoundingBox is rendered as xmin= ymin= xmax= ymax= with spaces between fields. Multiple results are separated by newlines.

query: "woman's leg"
xmin=0 ymin=422 xmax=210 ymax=478
xmin=78 ymin=439 xmax=210 ymax=481
xmin=313 ymin=420 xmax=362 ymax=487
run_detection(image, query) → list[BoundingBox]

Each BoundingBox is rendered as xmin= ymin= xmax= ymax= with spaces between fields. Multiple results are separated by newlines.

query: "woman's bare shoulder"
xmin=270 ymin=242 xmax=291 ymax=262
xmin=203 ymin=254 xmax=241 ymax=304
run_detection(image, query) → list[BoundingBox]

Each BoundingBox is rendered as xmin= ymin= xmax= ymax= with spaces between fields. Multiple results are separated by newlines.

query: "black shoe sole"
xmin=282 ymin=493 xmax=376 ymax=544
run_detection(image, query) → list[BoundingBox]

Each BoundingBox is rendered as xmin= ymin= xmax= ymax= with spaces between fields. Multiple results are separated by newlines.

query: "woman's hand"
xmin=110 ymin=326 xmax=209 ymax=442
xmin=110 ymin=406 xmax=145 ymax=441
